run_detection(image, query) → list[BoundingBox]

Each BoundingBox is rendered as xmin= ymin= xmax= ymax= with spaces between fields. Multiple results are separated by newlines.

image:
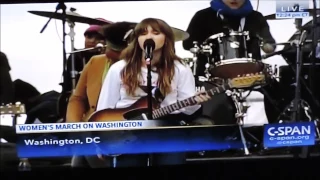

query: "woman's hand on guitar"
xmin=194 ymin=91 xmax=211 ymax=104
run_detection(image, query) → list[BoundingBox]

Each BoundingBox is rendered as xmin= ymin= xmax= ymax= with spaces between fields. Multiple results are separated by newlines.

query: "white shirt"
xmin=96 ymin=60 xmax=201 ymax=116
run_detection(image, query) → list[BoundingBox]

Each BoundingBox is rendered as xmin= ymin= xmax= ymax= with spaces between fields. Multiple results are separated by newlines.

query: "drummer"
xmin=183 ymin=0 xmax=275 ymax=55
xmin=182 ymin=0 xmax=276 ymax=125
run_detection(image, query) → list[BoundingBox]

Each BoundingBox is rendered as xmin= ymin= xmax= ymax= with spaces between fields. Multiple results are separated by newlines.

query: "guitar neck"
xmin=151 ymin=83 xmax=230 ymax=119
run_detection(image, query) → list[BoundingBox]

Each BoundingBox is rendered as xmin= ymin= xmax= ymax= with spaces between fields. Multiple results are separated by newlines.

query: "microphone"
xmin=262 ymin=47 xmax=291 ymax=59
xmin=143 ymin=39 xmax=155 ymax=61
xmin=67 ymin=43 xmax=106 ymax=54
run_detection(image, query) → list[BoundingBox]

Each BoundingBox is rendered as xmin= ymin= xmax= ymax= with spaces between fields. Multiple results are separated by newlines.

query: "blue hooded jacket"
xmin=210 ymin=0 xmax=254 ymax=17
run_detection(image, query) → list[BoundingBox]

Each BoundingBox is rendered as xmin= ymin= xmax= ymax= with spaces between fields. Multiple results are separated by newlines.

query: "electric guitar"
xmin=0 ymin=102 xmax=26 ymax=126
xmin=88 ymin=74 xmax=266 ymax=122
xmin=0 ymin=102 xmax=26 ymax=115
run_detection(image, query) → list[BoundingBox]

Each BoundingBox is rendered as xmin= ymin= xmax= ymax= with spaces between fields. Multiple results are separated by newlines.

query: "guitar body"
xmin=88 ymin=97 xmax=158 ymax=122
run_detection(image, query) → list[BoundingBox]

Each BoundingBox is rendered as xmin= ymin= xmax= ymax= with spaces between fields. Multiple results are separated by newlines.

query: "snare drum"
xmin=208 ymin=31 xmax=264 ymax=79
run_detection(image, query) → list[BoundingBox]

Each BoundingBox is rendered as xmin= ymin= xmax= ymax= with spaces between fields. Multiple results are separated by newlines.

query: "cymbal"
xmin=28 ymin=10 xmax=112 ymax=25
xmin=172 ymin=27 xmax=189 ymax=42
xmin=264 ymin=9 xmax=320 ymax=20
xmin=104 ymin=22 xmax=189 ymax=42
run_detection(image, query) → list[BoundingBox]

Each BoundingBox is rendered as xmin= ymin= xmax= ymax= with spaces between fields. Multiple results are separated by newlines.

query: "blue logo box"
xmin=275 ymin=1 xmax=309 ymax=19
xmin=263 ymin=121 xmax=316 ymax=148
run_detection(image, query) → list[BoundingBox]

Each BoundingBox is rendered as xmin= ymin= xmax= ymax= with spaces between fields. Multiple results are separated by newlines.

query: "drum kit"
xmin=184 ymin=10 xmax=320 ymax=124
xmin=183 ymin=9 xmax=320 ymax=155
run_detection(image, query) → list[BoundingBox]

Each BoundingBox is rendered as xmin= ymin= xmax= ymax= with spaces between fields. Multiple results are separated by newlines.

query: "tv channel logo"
xmin=276 ymin=1 xmax=309 ymax=19
xmin=263 ymin=122 xmax=316 ymax=148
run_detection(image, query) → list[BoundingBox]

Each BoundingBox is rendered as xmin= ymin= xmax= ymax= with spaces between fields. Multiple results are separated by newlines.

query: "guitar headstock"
xmin=228 ymin=73 xmax=266 ymax=89
xmin=0 ymin=102 xmax=26 ymax=115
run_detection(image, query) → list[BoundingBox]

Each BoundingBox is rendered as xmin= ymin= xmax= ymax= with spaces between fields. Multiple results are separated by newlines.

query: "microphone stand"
xmin=145 ymin=51 xmax=153 ymax=167
xmin=291 ymin=27 xmax=308 ymax=122
xmin=290 ymin=21 xmax=311 ymax=158
xmin=145 ymin=58 xmax=153 ymax=120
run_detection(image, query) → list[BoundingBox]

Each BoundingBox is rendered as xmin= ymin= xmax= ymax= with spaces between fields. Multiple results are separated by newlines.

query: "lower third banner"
xmin=16 ymin=124 xmax=244 ymax=158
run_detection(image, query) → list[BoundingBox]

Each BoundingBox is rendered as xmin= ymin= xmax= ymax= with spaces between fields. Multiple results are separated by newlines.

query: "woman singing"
xmin=96 ymin=18 xmax=210 ymax=166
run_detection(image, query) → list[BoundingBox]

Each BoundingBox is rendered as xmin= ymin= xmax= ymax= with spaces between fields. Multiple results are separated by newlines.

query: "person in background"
xmin=66 ymin=21 xmax=135 ymax=122
xmin=58 ymin=18 xmax=111 ymax=119
xmin=0 ymin=52 xmax=19 ymax=169
xmin=63 ymin=18 xmax=110 ymax=92
xmin=21 ymin=18 xmax=111 ymax=125
xmin=0 ymin=51 xmax=14 ymax=105
xmin=66 ymin=22 xmax=139 ymax=168
xmin=96 ymin=18 xmax=211 ymax=167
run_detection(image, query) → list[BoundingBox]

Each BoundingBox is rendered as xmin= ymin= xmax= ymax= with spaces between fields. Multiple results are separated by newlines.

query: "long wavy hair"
xmin=120 ymin=18 xmax=182 ymax=96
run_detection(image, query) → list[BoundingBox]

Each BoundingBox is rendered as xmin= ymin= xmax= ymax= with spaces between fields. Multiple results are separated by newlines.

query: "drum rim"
xmin=214 ymin=58 xmax=257 ymax=66
xmin=207 ymin=31 xmax=249 ymax=40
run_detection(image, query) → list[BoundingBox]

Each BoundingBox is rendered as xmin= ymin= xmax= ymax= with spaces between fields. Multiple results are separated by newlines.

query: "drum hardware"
xmin=189 ymin=41 xmax=200 ymax=76
xmin=189 ymin=41 xmax=213 ymax=78
xmin=33 ymin=3 xmax=69 ymax=94
xmin=225 ymin=89 xmax=250 ymax=155
xmin=66 ymin=11 xmax=77 ymax=90
xmin=270 ymin=64 xmax=278 ymax=79
xmin=200 ymin=43 xmax=213 ymax=79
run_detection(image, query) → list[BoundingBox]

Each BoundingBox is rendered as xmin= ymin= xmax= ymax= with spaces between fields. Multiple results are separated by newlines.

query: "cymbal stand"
xmin=66 ymin=17 xmax=77 ymax=91
xmin=226 ymin=89 xmax=250 ymax=155
xmin=39 ymin=2 xmax=68 ymax=93
xmin=190 ymin=41 xmax=200 ymax=76
xmin=60 ymin=2 xmax=68 ymax=94
xmin=189 ymin=41 xmax=213 ymax=80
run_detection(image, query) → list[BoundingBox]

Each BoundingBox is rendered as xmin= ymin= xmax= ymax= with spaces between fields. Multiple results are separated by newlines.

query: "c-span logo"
xmin=263 ymin=122 xmax=316 ymax=148
xmin=275 ymin=1 xmax=309 ymax=19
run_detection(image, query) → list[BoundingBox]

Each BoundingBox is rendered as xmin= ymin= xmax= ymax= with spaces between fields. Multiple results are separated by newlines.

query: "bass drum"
xmin=195 ymin=79 xmax=237 ymax=125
